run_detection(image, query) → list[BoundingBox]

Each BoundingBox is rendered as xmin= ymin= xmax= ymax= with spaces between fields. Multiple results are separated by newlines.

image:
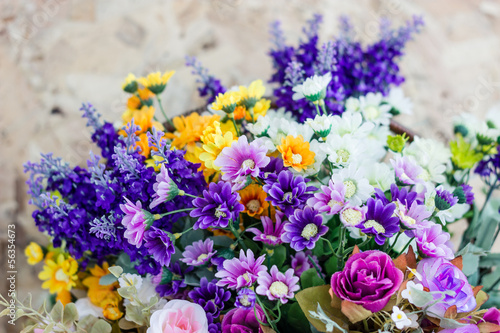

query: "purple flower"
xmin=306 ymin=179 xmax=346 ymax=215
xmin=235 ymin=288 xmax=256 ymax=310
xmin=417 ymin=257 xmax=476 ymax=317
xmin=440 ymin=325 xmax=480 ymax=333
xmin=415 ymin=222 xmax=454 ymax=260
xmin=331 ymin=250 xmax=404 ymax=312
xmin=281 ymin=206 xmax=327 ymax=251
xmin=155 ymin=262 xmax=193 ymax=297
xmin=375 ymin=183 xmax=418 ymax=208
xmin=221 ymin=305 xmax=267 ymax=333
xmin=190 ymin=181 xmax=245 ymax=230
xmin=435 ymin=185 xmax=459 ymax=210
xmin=144 ymin=226 xmax=175 ymax=267
xmin=214 ymin=136 xmax=270 ymax=190
xmin=397 ymin=200 xmax=431 ymax=229
xmin=483 ymin=308 xmax=500 ymax=333
xmin=247 ymin=211 xmax=287 ymax=246
xmin=339 ymin=205 xmax=366 ymax=227
xmin=256 ymin=266 xmax=300 ymax=304
xmin=120 ymin=197 xmax=150 ymax=248
xmin=188 ymin=277 xmax=231 ymax=323
xmin=215 ymin=249 xmax=267 ymax=290
xmin=181 ymin=239 xmax=217 ymax=266
xmin=454 ymin=184 xmax=475 ymax=205
xmin=259 ymin=156 xmax=285 ymax=183
xmin=291 ymin=251 xmax=321 ymax=277
xmin=356 ymin=198 xmax=400 ymax=245
xmin=263 ymin=170 xmax=317 ymax=215
xmin=391 ymin=156 xmax=424 ymax=185
xmin=149 ymin=163 xmax=179 ymax=209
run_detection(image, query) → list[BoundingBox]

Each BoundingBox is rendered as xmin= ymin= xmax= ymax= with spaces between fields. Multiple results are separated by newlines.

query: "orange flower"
xmin=239 ymin=184 xmax=269 ymax=217
xmin=233 ymin=106 xmax=246 ymax=120
xmin=122 ymin=106 xmax=164 ymax=134
xmin=136 ymin=133 xmax=151 ymax=157
xmin=56 ymin=289 xmax=72 ymax=305
xmin=82 ymin=262 xmax=121 ymax=308
xmin=127 ymin=88 xmax=155 ymax=110
xmin=277 ymin=135 xmax=315 ymax=172
xmin=166 ymin=112 xmax=220 ymax=149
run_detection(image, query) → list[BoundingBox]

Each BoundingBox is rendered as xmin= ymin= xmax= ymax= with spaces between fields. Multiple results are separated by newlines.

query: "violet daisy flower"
xmin=356 ymin=198 xmax=400 ymax=246
xmin=155 ymin=262 xmax=193 ymax=297
xmin=291 ymin=251 xmax=321 ymax=277
xmin=435 ymin=185 xmax=458 ymax=210
xmin=259 ymin=156 xmax=285 ymax=183
xmin=397 ymin=200 xmax=431 ymax=229
xmin=235 ymin=288 xmax=256 ymax=310
xmin=453 ymin=184 xmax=474 ymax=205
xmin=247 ymin=211 xmax=287 ymax=246
xmin=149 ymin=163 xmax=180 ymax=209
xmin=375 ymin=183 xmax=418 ymax=208
xmin=190 ymin=181 xmax=245 ymax=230
xmin=256 ymin=266 xmax=300 ymax=304
xmin=120 ymin=197 xmax=153 ymax=248
xmin=263 ymin=170 xmax=317 ymax=215
xmin=214 ymin=136 xmax=270 ymax=190
xmin=391 ymin=155 xmax=424 ymax=185
xmin=181 ymin=239 xmax=217 ymax=266
xmin=189 ymin=277 xmax=231 ymax=322
xmin=415 ymin=222 xmax=454 ymax=260
xmin=215 ymin=249 xmax=267 ymax=290
xmin=281 ymin=206 xmax=328 ymax=251
xmin=307 ymin=179 xmax=346 ymax=215
xmin=144 ymin=226 xmax=175 ymax=267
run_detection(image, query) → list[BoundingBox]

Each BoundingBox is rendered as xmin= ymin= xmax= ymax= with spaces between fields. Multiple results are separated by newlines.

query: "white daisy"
xmin=364 ymin=162 xmax=395 ymax=192
xmin=358 ymin=92 xmax=392 ymax=125
xmin=331 ymin=164 xmax=374 ymax=206
xmin=305 ymin=114 xmax=334 ymax=138
xmin=384 ymin=87 xmax=413 ymax=115
xmin=323 ymin=134 xmax=364 ymax=167
xmin=246 ymin=114 xmax=270 ymax=137
xmin=330 ymin=111 xmax=375 ymax=138
xmin=300 ymin=139 xmax=327 ymax=176
xmin=344 ymin=97 xmax=361 ymax=112
xmin=292 ymin=72 xmax=332 ymax=102
xmin=401 ymin=281 xmax=424 ymax=305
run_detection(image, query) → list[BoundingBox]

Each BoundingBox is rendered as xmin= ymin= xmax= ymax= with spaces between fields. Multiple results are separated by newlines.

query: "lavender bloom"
xmin=147 ymin=126 xmax=169 ymax=162
xmin=256 ymin=266 xmax=300 ymax=304
xmin=120 ymin=119 xmax=141 ymax=154
xmin=214 ymin=136 xmax=270 ymax=191
xmin=263 ymin=170 xmax=317 ymax=215
xmin=215 ymin=249 xmax=267 ymax=290
xmin=269 ymin=20 xmax=286 ymax=51
xmin=435 ymin=185 xmax=458 ymax=210
xmin=247 ymin=211 xmax=287 ymax=247
xmin=185 ymin=56 xmax=226 ymax=104
xmin=89 ymin=214 xmax=117 ymax=241
xmin=415 ymin=222 xmax=454 ymax=260
xmin=307 ymin=179 xmax=346 ymax=215
xmin=314 ymin=41 xmax=336 ymax=75
xmin=144 ymin=226 xmax=175 ymax=267
xmin=112 ymin=145 xmax=142 ymax=180
xmin=181 ymin=239 xmax=217 ymax=266
xmin=188 ymin=277 xmax=231 ymax=323
xmin=80 ymin=102 xmax=102 ymax=129
xmin=291 ymin=251 xmax=321 ymax=277
xmin=281 ymin=206 xmax=327 ymax=251
xmin=221 ymin=305 xmax=267 ymax=333
xmin=453 ymin=184 xmax=475 ymax=205
xmin=120 ymin=197 xmax=150 ymax=247
xmin=391 ymin=156 xmax=424 ymax=185
xmin=150 ymin=164 xmax=179 ymax=209
xmin=357 ymin=198 xmax=399 ymax=246
xmin=235 ymin=288 xmax=256 ymax=310
xmin=284 ymin=61 xmax=305 ymax=87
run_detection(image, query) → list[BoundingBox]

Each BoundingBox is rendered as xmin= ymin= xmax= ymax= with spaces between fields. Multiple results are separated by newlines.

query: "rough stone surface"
xmin=1 ymin=0 xmax=500 ymax=330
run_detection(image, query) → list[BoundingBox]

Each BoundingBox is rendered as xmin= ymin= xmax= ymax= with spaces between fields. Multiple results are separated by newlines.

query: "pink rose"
xmin=147 ymin=300 xmax=208 ymax=333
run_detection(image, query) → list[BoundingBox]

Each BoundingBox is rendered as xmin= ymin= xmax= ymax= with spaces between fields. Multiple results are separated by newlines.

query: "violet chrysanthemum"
xmin=189 ymin=277 xmax=231 ymax=323
xmin=120 ymin=197 xmax=150 ymax=248
xmin=415 ymin=222 xmax=454 ymax=260
xmin=235 ymin=288 xmax=256 ymax=310
xmin=144 ymin=226 xmax=175 ymax=267
xmin=149 ymin=163 xmax=180 ymax=209
xmin=453 ymin=184 xmax=474 ymax=205
xmin=263 ymin=170 xmax=317 ymax=215
xmin=190 ymin=181 xmax=245 ymax=230
xmin=215 ymin=249 xmax=267 ymax=290
xmin=247 ymin=211 xmax=287 ymax=246
xmin=281 ymin=206 xmax=328 ymax=251
xmin=259 ymin=156 xmax=285 ymax=183
xmin=214 ymin=136 xmax=270 ymax=190
xmin=435 ymin=185 xmax=458 ymax=210
xmin=256 ymin=265 xmax=300 ymax=304
xmin=397 ymin=200 xmax=431 ymax=229
xmin=374 ymin=183 xmax=418 ymax=208
xmin=291 ymin=251 xmax=321 ymax=277
xmin=181 ymin=239 xmax=217 ymax=266
xmin=306 ymin=179 xmax=346 ymax=215
xmin=391 ymin=155 xmax=424 ymax=185
xmin=356 ymin=198 xmax=400 ymax=246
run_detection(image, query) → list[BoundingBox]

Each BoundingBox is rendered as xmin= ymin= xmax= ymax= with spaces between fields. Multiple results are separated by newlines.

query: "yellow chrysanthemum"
xmin=127 ymin=88 xmax=155 ymax=110
xmin=277 ymin=135 xmax=316 ymax=172
xmin=138 ymin=70 xmax=175 ymax=94
xmin=25 ymin=242 xmax=43 ymax=265
xmin=136 ymin=133 xmax=151 ymax=157
xmin=122 ymin=73 xmax=138 ymax=93
xmin=211 ymin=91 xmax=242 ymax=113
xmin=167 ymin=112 xmax=221 ymax=149
xmin=82 ymin=262 xmax=121 ymax=309
xmin=102 ymin=299 xmax=123 ymax=320
xmin=239 ymin=184 xmax=269 ymax=217
xmin=38 ymin=254 xmax=78 ymax=294
xmin=450 ymin=134 xmax=483 ymax=169
xmin=246 ymin=98 xmax=270 ymax=122
xmin=239 ymin=80 xmax=265 ymax=100
xmin=122 ymin=106 xmax=164 ymax=134
xmin=199 ymin=121 xmax=236 ymax=170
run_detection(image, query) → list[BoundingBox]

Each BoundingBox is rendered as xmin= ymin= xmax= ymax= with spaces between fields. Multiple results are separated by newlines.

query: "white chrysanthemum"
xmin=323 ymin=134 xmax=364 ymax=167
xmin=266 ymin=108 xmax=295 ymax=122
xmin=344 ymin=97 xmax=361 ymax=113
xmin=292 ymin=72 xmax=332 ymax=102
xmin=331 ymin=164 xmax=374 ymax=206
xmin=119 ymin=273 xmax=143 ymax=290
xmin=404 ymin=137 xmax=451 ymax=184
xmin=269 ymin=119 xmax=314 ymax=146
xmin=391 ymin=306 xmax=412 ymax=330
xmin=358 ymin=92 xmax=392 ymax=125
xmin=305 ymin=114 xmax=334 ymax=137
xmin=330 ymin=111 xmax=375 ymax=138
xmin=384 ymin=87 xmax=413 ymax=115
xmin=365 ymin=125 xmax=391 ymax=161
xmin=364 ymin=162 xmax=395 ymax=192
xmin=246 ymin=115 xmax=270 ymax=136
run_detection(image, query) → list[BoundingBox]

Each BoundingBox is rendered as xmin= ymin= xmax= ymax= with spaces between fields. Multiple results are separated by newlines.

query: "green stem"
xmin=322 ymin=237 xmax=336 ymax=256
xmin=314 ymin=103 xmax=321 ymax=116
xmin=387 ymin=232 xmax=402 ymax=255
xmin=156 ymin=96 xmax=174 ymax=127
xmin=181 ymin=192 xmax=198 ymax=199
xmin=478 ymin=176 xmax=498 ymax=221
xmin=320 ymin=100 xmax=328 ymax=116
xmin=363 ymin=318 xmax=369 ymax=333
xmin=255 ymin=295 xmax=280 ymax=332
xmin=157 ymin=207 xmax=194 ymax=218
xmin=229 ymin=222 xmax=247 ymax=251
xmin=231 ymin=117 xmax=241 ymax=137
xmin=308 ymin=254 xmax=325 ymax=282
xmin=397 ymin=237 xmax=415 ymax=256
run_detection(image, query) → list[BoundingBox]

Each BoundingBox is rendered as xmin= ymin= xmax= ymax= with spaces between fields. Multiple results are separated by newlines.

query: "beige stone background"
xmin=1 ymin=0 xmax=500 ymax=330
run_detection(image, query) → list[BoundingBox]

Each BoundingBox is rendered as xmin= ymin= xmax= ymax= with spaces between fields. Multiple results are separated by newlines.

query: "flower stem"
xmin=396 ymin=237 xmax=415 ymax=256
xmin=157 ymin=207 xmax=194 ymax=218
xmin=320 ymin=100 xmax=328 ymax=115
xmin=229 ymin=222 xmax=247 ymax=251
xmin=181 ymin=192 xmax=198 ymax=199
xmin=387 ymin=231 xmax=402 ymax=256
xmin=308 ymin=254 xmax=325 ymax=282
xmin=231 ymin=117 xmax=241 ymax=137
xmin=255 ymin=295 xmax=280 ymax=332
xmin=156 ymin=96 xmax=174 ymax=127
xmin=314 ymin=103 xmax=322 ymax=116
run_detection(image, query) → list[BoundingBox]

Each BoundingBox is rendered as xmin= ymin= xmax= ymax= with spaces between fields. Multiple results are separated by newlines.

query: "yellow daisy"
xmin=138 ymin=71 xmax=175 ymax=94
xmin=277 ymin=135 xmax=316 ymax=172
xmin=238 ymin=184 xmax=269 ymax=217
xmin=38 ymin=254 xmax=78 ymax=294
xmin=25 ymin=242 xmax=43 ymax=265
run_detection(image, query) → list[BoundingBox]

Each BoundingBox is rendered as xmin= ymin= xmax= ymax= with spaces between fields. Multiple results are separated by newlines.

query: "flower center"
xmin=418 ymin=168 xmax=431 ymax=181
xmin=363 ymin=220 xmax=386 ymax=234
xmin=266 ymin=235 xmax=278 ymax=242
xmin=402 ymin=214 xmax=416 ymax=225
xmin=246 ymin=199 xmax=261 ymax=213
xmin=239 ymin=294 xmax=251 ymax=307
xmin=328 ymin=199 xmax=341 ymax=208
xmin=341 ymin=208 xmax=363 ymax=226
xmin=397 ymin=313 xmax=403 ymax=320
xmin=283 ymin=192 xmax=293 ymax=202
xmin=197 ymin=254 xmax=208 ymax=262
xmin=214 ymin=205 xmax=227 ymax=218
xmin=242 ymin=273 xmax=251 ymax=283
xmin=269 ymin=281 xmax=289 ymax=297
xmin=242 ymin=159 xmax=255 ymax=169
xmin=55 ymin=268 xmax=69 ymax=283
xmin=301 ymin=223 xmax=318 ymax=240
xmin=364 ymin=105 xmax=380 ymax=120
xmin=343 ymin=180 xmax=357 ymax=199
xmin=336 ymin=149 xmax=350 ymax=163
xmin=291 ymin=153 xmax=303 ymax=164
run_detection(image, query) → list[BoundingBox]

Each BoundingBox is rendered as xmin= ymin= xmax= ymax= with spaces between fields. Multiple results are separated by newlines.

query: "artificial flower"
xmin=292 ymin=72 xmax=332 ymax=103
xmin=281 ymin=206 xmax=328 ymax=251
xmin=147 ymin=299 xmax=208 ymax=333
xmin=256 ymin=265 xmax=300 ymax=304
xmin=38 ymin=254 xmax=78 ymax=294
xmin=25 ymin=242 xmax=43 ymax=265
xmin=138 ymin=70 xmax=175 ymax=94
xmin=247 ymin=211 xmax=287 ymax=246
xmin=277 ymin=134 xmax=316 ymax=172
xmin=181 ymin=239 xmax=217 ymax=266
xmin=238 ymin=184 xmax=269 ymax=217
xmin=215 ymin=249 xmax=267 ymax=290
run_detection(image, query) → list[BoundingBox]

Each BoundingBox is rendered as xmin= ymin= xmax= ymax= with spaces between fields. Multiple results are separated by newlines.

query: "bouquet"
xmin=3 ymin=13 xmax=500 ymax=333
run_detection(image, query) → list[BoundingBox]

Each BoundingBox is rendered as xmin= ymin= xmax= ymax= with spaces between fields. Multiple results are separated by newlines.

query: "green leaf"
xmin=210 ymin=236 xmax=234 ymax=247
xmin=324 ymin=256 xmax=338 ymax=277
xmin=184 ymin=273 xmax=200 ymax=286
xmin=440 ymin=318 xmax=469 ymax=329
xmin=243 ymin=238 xmax=260 ymax=254
xmin=180 ymin=229 xmax=205 ymax=248
xmin=285 ymin=302 xmax=311 ymax=333
xmin=44 ymin=323 xmax=55 ymax=333
xmin=480 ymin=253 xmax=500 ymax=268
xmin=90 ymin=319 xmax=112 ymax=333
xmin=108 ymin=266 xmax=123 ymax=278
xmin=269 ymin=245 xmax=286 ymax=268
xmin=99 ymin=273 xmax=118 ymax=286
xmin=301 ymin=268 xmax=325 ymax=289
xmin=63 ymin=303 xmax=79 ymax=326
xmin=312 ymin=240 xmax=327 ymax=257
xmin=195 ymin=269 xmax=216 ymax=281
xmin=462 ymin=253 xmax=480 ymax=277
xmin=482 ymin=269 xmax=500 ymax=291
xmin=50 ymin=301 xmax=63 ymax=322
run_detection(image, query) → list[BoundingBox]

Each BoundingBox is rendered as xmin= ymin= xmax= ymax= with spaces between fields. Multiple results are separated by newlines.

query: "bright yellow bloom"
xmin=82 ymin=262 xmax=121 ymax=309
xmin=246 ymin=98 xmax=270 ymax=121
xmin=211 ymin=91 xmax=242 ymax=113
xmin=25 ymin=242 xmax=43 ymax=265
xmin=138 ymin=71 xmax=175 ymax=94
xmin=167 ymin=112 xmax=221 ymax=149
xmin=199 ymin=121 xmax=236 ymax=170
xmin=122 ymin=73 xmax=138 ymax=93
xmin=102 ymin=299 xmax=123 ymax=320
xmin=127 ymin=88 xmax=155 ymax=110
xmin=38 ymin=254 xmax=78 ymax=294
xmin=239 ymin=80 xmax=265 ymax=100
xmin=450 ymin=134 xmax=483 ymax=169
xmin=56 ymin=289 xmax=72 ymax=306
xmin=239 ymin=184 xmax=269 ymax=217
xmin=277 ymin=135 xmax=316 ymax=172
xmin=122 ymin=106 xmax=164 ymax=134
